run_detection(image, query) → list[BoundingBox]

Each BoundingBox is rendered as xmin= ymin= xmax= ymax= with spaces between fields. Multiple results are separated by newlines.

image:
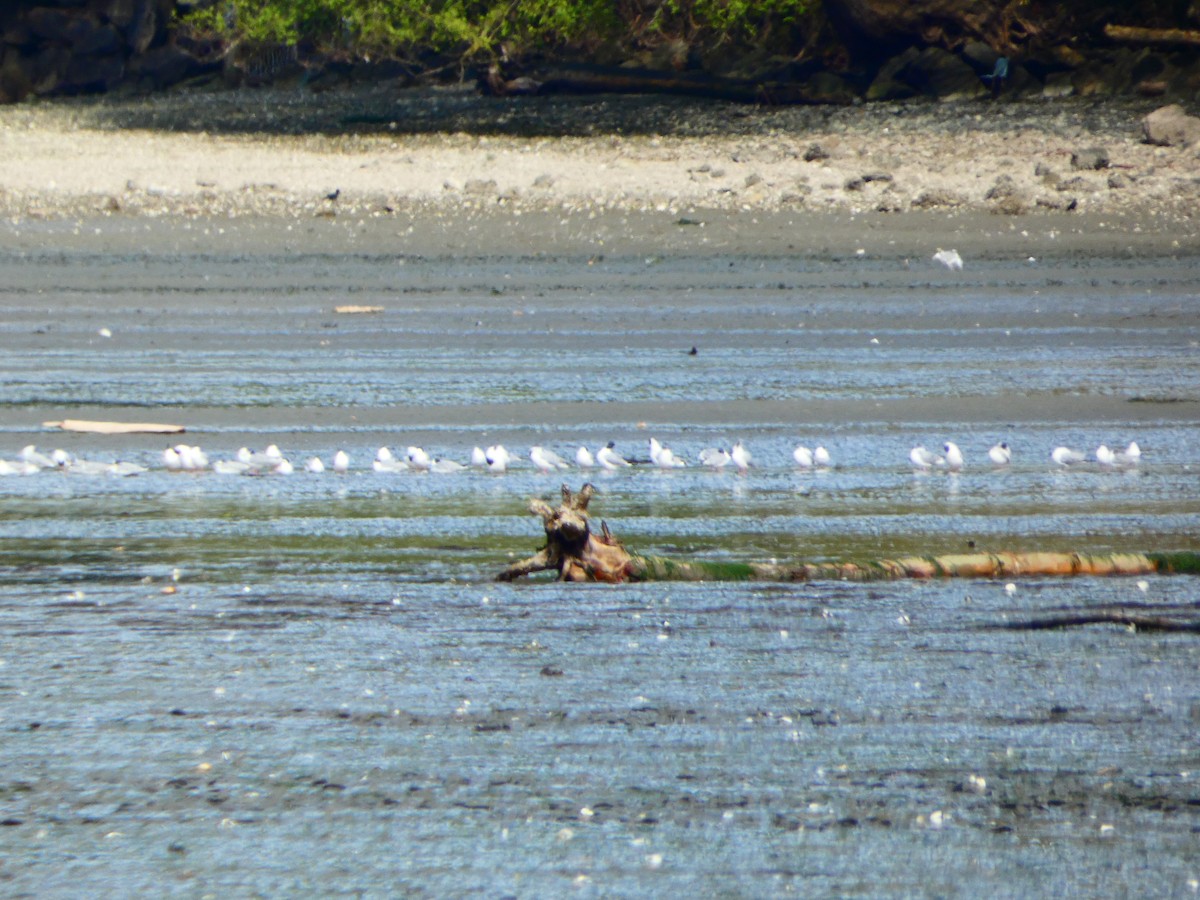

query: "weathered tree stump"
xmin=496 ymin=483 xmax=635 ymax=582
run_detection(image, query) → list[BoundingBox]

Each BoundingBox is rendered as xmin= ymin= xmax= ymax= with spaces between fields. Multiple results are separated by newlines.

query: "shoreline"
xmin=1 ymin=85 xmax=1198 ymax=238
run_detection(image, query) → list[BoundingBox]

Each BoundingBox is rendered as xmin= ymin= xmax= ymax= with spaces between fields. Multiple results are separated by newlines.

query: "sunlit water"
xmin=1 ymin=217 xmax=1198 ymax=895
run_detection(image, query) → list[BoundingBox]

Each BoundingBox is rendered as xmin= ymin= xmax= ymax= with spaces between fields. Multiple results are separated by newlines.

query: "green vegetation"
xmin=180 ymin=0 xmax=816 ymax=70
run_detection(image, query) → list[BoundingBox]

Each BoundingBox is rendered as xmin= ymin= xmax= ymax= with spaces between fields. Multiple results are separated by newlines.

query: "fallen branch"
xmin=44 ymin=419 xmax=186 ymax=435
xmin=1104 ymin=24 xmax=1200 ymax=47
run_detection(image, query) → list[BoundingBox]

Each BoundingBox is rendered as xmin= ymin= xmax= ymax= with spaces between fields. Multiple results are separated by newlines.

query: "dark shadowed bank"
xmin=2 ymin=0 xmax=1199 ymax=109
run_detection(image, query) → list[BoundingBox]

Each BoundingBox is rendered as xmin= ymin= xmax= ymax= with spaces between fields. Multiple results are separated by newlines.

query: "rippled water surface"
xmin=1 ymin=215 xmax=1198 ymax=896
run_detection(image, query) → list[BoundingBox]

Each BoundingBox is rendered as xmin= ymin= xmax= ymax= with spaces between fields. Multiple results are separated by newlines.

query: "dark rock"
xmin=101 ymin=0 xmax=140 ymax=30
xmin=69 ymin=20 xmax=123 ymax=56
xmin=131 ymin=41 xmax=214 ymax=89
xmin=844 ymin=176 xmax=865 ymax=191
xmin=961 ymin=40 xmax=1000 ymax=76
xmin=985 ymin=174 xmax=1018 ymax=200
xmin=865 ymin=47 xmax=920 ymax=101
xmin=26 ymin=7 xmax=77 ymax=43
xmin=1070 ymin=147 xmax=1109 ymax=170
xmin=1107 ymin=172 xmax=1130 ymax=190
xmin=862 ymin=171 xmax=893 ymax=183
xmin=60 ymin=52 xmax=124 ymax=93
xmin=869 ymin=46 xmax=986 ymax=101
xmin=803 ymin=143 xmax=830 ymax=162
xmin=125 ymin=0 xmax=163 ymax=55
xmin=1143 ymin=104 xmax=1200 ymax=147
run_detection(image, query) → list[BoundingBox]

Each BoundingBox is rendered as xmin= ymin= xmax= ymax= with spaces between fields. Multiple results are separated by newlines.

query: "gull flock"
xmin=0 ymin=438 xmax=1146 ymax=478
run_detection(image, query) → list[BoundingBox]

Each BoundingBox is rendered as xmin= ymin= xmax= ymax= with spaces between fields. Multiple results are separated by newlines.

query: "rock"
xmin=870 ymin=46 xmax=987 ymax=101
xmin=1070 ymin=147 xmax=1109 ymax=170
xmin=1056 ymin=176 xmax=1097 ymax=193
xmin=1142 ymin=104 xmax=1200 ymax=147
xmin=26 ymin=8 xmax=75 ymax=44
xmin=61 ymin=53 xmax=125 ymax=93
xmin=131 ymin=42 xmax=213 ymax=89
xmin=844 ymin=176 xmax=865 ymax=192
xmin=800 ymin=72 xmax=859 ymax=105
xmin=464 ymin=178 xmax=498 ymax=196
xmin=803 ymin=143 xmax=830 ymax=162
xmin=991 ymin=195 xmax=1028 ymax=215
xmin=1107 ymin=172 xmax=1130 ymax=190
xmin=866 ymin=47 xmax=920 ymax=101
xmin=1042 ymin=72 xmax=1075 ymax=98
xmin=961 ymin=40 xmax=1000 ymax=75
xmin=985 ymin=174 xmax=1019 ymax=200
xmin=912 ymin=188 xmax=966 ymax=209
xmin=125 ymin=0 xmax=164 ymax=56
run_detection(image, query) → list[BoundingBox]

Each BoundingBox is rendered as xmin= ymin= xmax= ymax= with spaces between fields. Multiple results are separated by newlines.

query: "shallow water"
xmin=1 ymin=215 xmax=1198 ymax=896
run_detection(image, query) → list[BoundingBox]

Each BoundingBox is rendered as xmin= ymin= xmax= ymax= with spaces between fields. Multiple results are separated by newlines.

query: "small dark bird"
xmin=325 ymin=189 xmax=340 ymax=201
xmin=688 ymin=346 xmax=698 ymax=356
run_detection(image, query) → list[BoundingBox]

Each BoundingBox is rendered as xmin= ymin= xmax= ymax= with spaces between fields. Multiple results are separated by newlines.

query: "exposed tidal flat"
xmin=1 ymin=87 xmax=1199 ymax=896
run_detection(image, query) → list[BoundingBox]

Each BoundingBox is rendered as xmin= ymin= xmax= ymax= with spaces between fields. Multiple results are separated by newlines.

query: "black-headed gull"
xmin=596 ymin=442 xmax=631 ymax=470
xmin=649 ymin=438 xmax=685 ymax=468
xmin=305 ymin=456 xmax=326 ymax=473
xmin=940 ymin=441 xmax=964 ymax=472
xmin=793 ymin=445 xmax=814 ymax=467
xmin=485 ymin=444 xmax=513 ymax=473
xmin=575 ymin=446 xmax=595 ymax=468
xmin=988 ymin=442 xmax=1011 ymax=465
xmin=333 ymin=450 xmax=350 ymax=474
xmin=20 ymin=445 xmax=58 ymax=469
xmin=530 ymin=446 xmax=570 ymax=472
xmin=1116 ymin=441 xmax=1141 ymax=466
xmin=730 ymin=441 xmax=751 ymax=472
xmin=699 ymin=447 xmax=731 ymax=469
xmin=910 ymin=445 xmax=938 ymax=470
xmin=1051 ymin=446 xmax=1085 ymax=466
xmin=374 ymin=447 xmax=407 ymax=473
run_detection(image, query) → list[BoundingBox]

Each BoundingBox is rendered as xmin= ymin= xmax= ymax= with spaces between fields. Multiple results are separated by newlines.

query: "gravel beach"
xmin=2 ymin=83 xmax=1199 ymax=243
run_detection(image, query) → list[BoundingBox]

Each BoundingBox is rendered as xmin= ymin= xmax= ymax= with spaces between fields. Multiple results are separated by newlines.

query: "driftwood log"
xmin=497 ymin=483 xmax=636 ymax=582
xmin=497 ymin=485 xmax=1200 ymax=584
xmin=1104 ymin=24 xmax=1200 ymax=47
xmin=482 ymin=63 xmax=835 ymax=105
